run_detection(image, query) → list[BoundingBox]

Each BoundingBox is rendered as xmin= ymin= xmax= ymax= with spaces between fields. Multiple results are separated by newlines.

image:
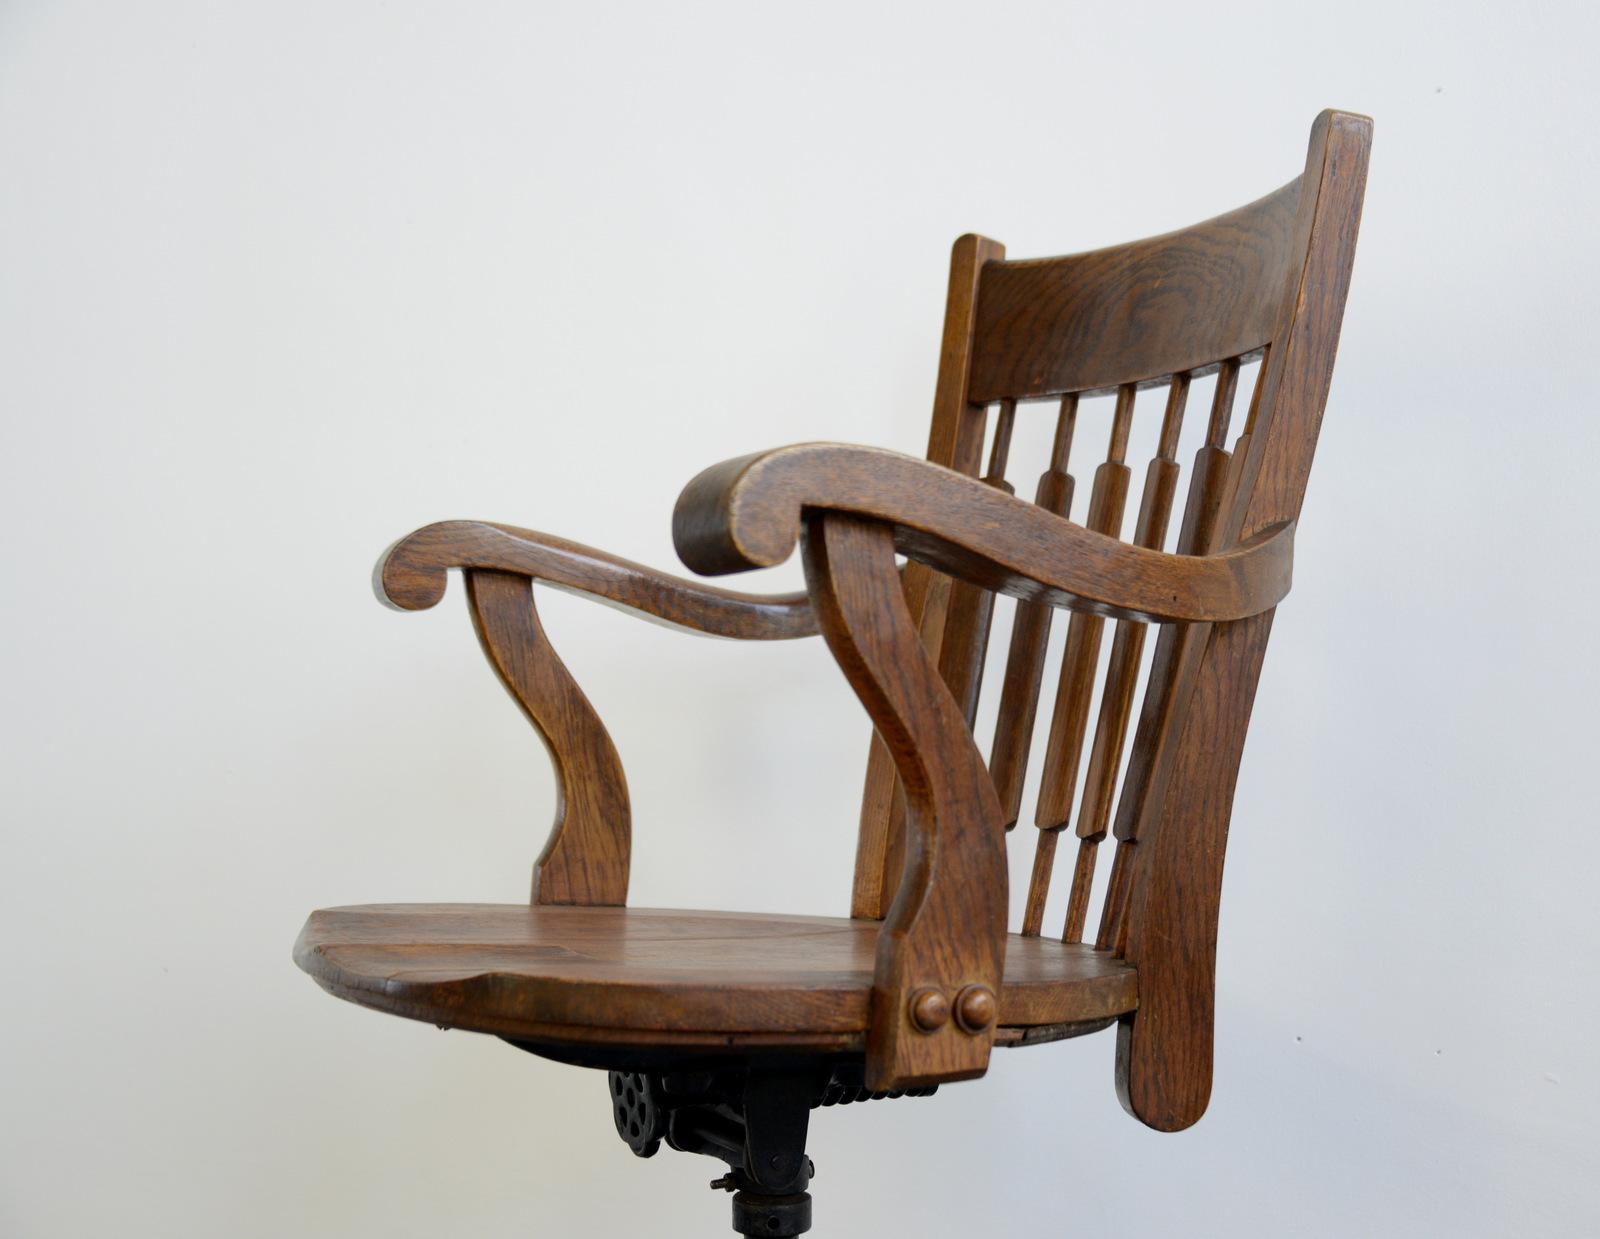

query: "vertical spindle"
xmin=1064 ymin=376 xmax=1189 ymax=942
xmin=1021 ymin=384 xmax=1136 ymax=936
xmin=990 ymin=397 xmax=1078 ymax=830
xmin=1100 ymin=356 xmax=1264 ymax=953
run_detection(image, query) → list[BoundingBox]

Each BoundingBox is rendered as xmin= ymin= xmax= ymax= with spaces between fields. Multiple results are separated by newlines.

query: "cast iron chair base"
xmin=597 ymin=1056 xmax=934 ymax=1236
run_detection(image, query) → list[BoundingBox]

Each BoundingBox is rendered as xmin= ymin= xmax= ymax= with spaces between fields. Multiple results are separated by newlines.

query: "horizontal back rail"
xmin=967 ymin=180 xmax=1301 ymax=403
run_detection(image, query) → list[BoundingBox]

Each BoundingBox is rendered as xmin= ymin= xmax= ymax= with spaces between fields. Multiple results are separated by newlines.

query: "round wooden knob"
xmin=908 ymin=987 xmax=950 ymax=1033
xmin=954 ymin=985 xmax=996 ymax=1033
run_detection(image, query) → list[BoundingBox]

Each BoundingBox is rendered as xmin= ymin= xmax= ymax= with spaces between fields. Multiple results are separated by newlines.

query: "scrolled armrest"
xmin=377 ymin=520 xmax=817 ymax=639
xmin=375 ymin=520 xmax=816 ymax=907
xmin=674 ymin=444 xmax=1293 ymax=623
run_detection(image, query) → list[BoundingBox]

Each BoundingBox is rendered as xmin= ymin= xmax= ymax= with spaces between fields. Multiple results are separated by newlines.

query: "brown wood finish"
xmin=299 ymin=112 xmax=1370 ymax=1165
xmin=967 ymin=178 xmax=1300 ymax=401
xmin=1020 ymin=388 xmax=1136 ymax=936
xmin=1114 ymin=113 xmax=1370 ymax=1131
xmin=850 ymin=572 xmax=951 ymax=921
xmin=671 ymin=443 xmax=1295 ymax=624
xmin=1062 ymin=377 xmax=1187 ymax=943
xmin=379 ymin=519 xmax=817 ymax=639
xmin=938 ymin=400 xmax=1017 ymax=728
xmin=988 ymin=397 xmax=1077 ymax=829
xmin=465 ymin=571 xmax=631 ymax=906
xmin=294 ymin=904 xmax=1137 ymax=1045
xmin=852 ymin=233 xmax=1003 ymax=922
xmin=1096 ymin=361 xmax=1243 ymax=954
xmin=801 ymin=514 xmax=1007 ymax=1088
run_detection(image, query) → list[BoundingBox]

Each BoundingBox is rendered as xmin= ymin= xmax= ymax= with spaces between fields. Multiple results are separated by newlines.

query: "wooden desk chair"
xmin=296 ymin=110 xmax=1371 ymax=1236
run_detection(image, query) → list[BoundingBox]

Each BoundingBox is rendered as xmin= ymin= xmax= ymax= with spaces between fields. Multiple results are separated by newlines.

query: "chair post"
xmin=464 ymin=569 xmax=632 ymax=905
xmin=603 ymin=1059 xmax=941 ymax=1237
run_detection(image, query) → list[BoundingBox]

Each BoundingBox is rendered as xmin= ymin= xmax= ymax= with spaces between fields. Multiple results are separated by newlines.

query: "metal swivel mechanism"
xmin=607 ymin=1060 xmax=935 ymax=1237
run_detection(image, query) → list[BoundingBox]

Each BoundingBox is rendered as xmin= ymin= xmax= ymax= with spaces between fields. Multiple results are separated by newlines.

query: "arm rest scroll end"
xmin=673 ymin=450 xmax=803 ymax=576
xmin=374 ymin=525 xmax=453 ymax=612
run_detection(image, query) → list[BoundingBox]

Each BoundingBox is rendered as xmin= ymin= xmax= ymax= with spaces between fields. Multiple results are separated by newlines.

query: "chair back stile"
xmin=850 ymin=233 xmax=1002 ymax=919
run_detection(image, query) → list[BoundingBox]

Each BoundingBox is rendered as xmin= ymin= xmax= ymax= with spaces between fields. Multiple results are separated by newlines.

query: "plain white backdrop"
xmin=3 ymin=2 xmax=1597 ymax=1235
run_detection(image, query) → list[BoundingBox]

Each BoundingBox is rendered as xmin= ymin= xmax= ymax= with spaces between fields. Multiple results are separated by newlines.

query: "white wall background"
xmin=3 ymin=2 xmax=1597 ymax=1235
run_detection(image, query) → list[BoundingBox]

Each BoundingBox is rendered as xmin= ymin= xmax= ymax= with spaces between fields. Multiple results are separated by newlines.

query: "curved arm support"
xmin=379 ymin=520 xmax=818 ymax=640
xmin=465 ymin=570 xmax=631 ymax=906
xmin=675 ymin=444 xmax=1294 ymax=624
xmin=802 ymin=513 xmax=1007 ymax=1090
xmin=376 ymin=520 xmax=816 ymax=909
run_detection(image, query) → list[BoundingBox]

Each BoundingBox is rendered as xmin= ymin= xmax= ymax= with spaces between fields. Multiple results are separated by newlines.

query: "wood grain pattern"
xmin=989 ymin=396 xmax=1078 ymax=828
xmin=1115 ymin=110 xmax=1371 ymax=1131
xmin=852 ymin=572 xmax=950 ymax=920
xmin=301 ymin=112 xmax=1371 ymax=1140
xmin=1097 ymin=361 xmax=1242 ymax=952
xmin=672 ymin=442 xmax=1294 ymax=625
xmin=295 ymin=904 xmax=1137 ymax=1045
xmin=803 ymin=514 xmax=1008 ymax=1088
xmin=937 ymin=400 xmax=1018 ymax=726
xmin=967 ymin=180 xmax=1300 ymax=401
xmin=466 ymin=571 xmax=631 ymax=905
xmin=1021 ymin=390 xmax=1137 ymax=936
xmin=1032 ymin=389 xmax=1137 ymax=832
xmin=1062 ymin=378 xmax=1187 ymax=942
xmin=379 ymin=519 xmax=818 ymax=639
xmin=853 ymin=234 xmax=1002 ymax=921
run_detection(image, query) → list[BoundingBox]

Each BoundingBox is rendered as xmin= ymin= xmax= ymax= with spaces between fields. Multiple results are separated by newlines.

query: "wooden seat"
xmin=296 ymin=112 xmax=1372 ymax=1235
xmin=296 ymin=904 xmax=1139 ymax=1055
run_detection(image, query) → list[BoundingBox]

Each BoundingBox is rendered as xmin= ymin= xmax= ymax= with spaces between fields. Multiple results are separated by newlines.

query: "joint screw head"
xmin=954 ymin=985 xmax=996 ymax=1034
xmin=908 ymin=987 xmax=950 ymax=1033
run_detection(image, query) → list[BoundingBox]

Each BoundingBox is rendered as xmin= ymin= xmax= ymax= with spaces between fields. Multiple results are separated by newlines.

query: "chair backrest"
xmin=853 ymin=110 xmax=1371 ymax=1129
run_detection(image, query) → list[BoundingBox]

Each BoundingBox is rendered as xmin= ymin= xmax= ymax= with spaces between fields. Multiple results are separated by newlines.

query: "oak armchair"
xmin=297 ymin=110 xmax=1371 ymax=1236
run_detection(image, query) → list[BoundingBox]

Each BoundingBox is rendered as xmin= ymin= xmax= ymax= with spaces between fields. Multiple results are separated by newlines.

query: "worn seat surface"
xmin=296 ymin=904 xmax=1138 ymax=1051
